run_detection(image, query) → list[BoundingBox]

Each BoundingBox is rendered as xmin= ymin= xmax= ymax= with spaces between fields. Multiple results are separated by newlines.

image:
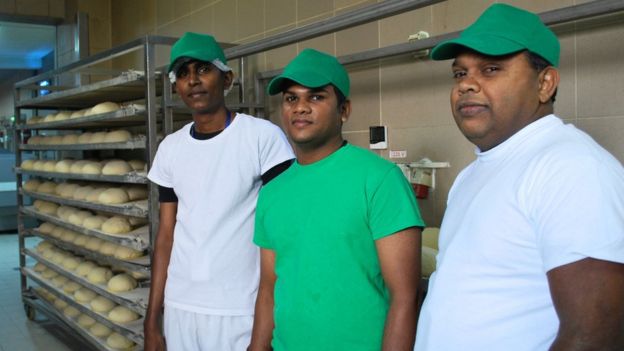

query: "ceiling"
xmin=0 ymin=20 xmax=56 ymax=79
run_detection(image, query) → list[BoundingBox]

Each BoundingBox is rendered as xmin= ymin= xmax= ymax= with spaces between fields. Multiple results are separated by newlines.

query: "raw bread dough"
xmin=32 ymin=160 xmax=45 ymax=171
xmin=48 ymin=135 xmax=63 ymax=144
xmin=33 ymin=199 xmax=44 ymax=210
xmin=21 ymin=159 xmax=35 ymax=170
xmin=41 ymin=268 xmax=58 ymax=279
xmin=85 ymin=237 xmax=104 ymax=251
xmin=90 ymin=101 xmax=120 ymax=115
xmin=63 ymin=306 xmax=81 ymax=318
xmin=89 ymin=131 xmax=107 ymax=144
xmin=113 ymin=246 xmax=143 ymax=260
xmin=55 ymin=111 xmax=72 ymax=121
xmin=59 ymin=183 xmax=80 ymax=198
xmin=77 ymin=314 xmax=96 ymax=328
xmin=107 ymin=274 xmax=137 ymax=292
xmin=37 ymin=223 xmax=56 ymax=235
xmin=77 ymin=132 xmax=92 ymax=144
xmin=89 ymin=323 xmax=112 ymax=338
xmin=34 ymin=262 xmax=47 ymax=272
xmin=81 ymin=161 xmax=102 ymax=175
xmin=86 ymin=188 xmax=106 ymax=203
xmin=104 ymin=130 xmax=132 ymax=143
xmin=51 ymin=251 xmax=68 ymax=265
xmin=101 ymin=216 xmax=132 ymax=235
xmin=36 ymin=181 xmax=57 ymax=194
xmin=98 ymin=188 xmax=129 ymax=204
xmin=43 ymin=113 xmax=56 ymax=122
xmin=107 ymin=306 xmax=139 ymax=323
xmin=53 ymin=299 xmax=68 ymax=310
xmin=106 ymin=332 xmax=135 ymax=350
xmin=72 ymin=186 xmax=95 ymax=201
xmin=70 ymin=160 xmax=88 ymax=174
xmin=128 ymin=270 xmax=149 ymax=280
xmin=70 ymin=109 xmax=86 ymax=119
xmin=50 ymin=227 xmax=65 ymax=239
xmin=61 ymin=256 xmax=82 ymax=271
xmin=52 ymin=275 xmax=68 ymax=287
xmin=101 ymin=160 xmax=132 ymax=175
xmin=72 ymin=233 xmax=89 ymax=247
xmin=422 ymin=246 xmax=438 ymax=277
xmin=83 ymin=215 xmax=107 ymax=230
xmin=36 ymin=238 xmax=54 ymax=251
xmin=27 ymin=135 xmax=41 ymax=145
xmin=42 ymin=160 xmax=56 ymax=172
xmin=68 ymin=210 xmax=92 ymax=226
xmin=74 ymin=287 xmax=97 ymax=303
xmin=37 ymin=201 xmax=59 ymax=215
xmin=63 ymin=281 xmax=81 ymax=294
xmin=60 ymin=230 xmax=78 ymax=242
xmin=42 ymin=247 xmax=57 ymax=259
xmin=90 ymin=295 xmax=116 ymax=313
xmin=57 ymin=205 xmax=77 ymax=221
xmin=124 ymin=186 xmax=148 ymax=201
xmin=75 ymin=261 xmax=97 ymax=277
xmin=55 ymin=159 xmax=75 ymax=173
xmin=127 ymin=159 xmax=145 ymax=171
xmin=61 ymin=134 xmax=79 ymax=144
xmin=23 ymin=179 xmax=41 ymax=192
xmin=86 ymin=266 xmax=113 ymax=284
xmin=127 ymin=217 xmax=148 ymax=226
xmin=99 ymin=241 xmax=118 ymax=256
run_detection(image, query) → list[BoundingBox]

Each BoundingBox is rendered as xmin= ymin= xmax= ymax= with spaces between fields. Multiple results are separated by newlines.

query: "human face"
xmin=281 ymin=84 xmax=349 ymax=150
xmin=450 ymin=50 xmax=547 ymax=151
xmin=174 ymin=61 xmax=232 ymax=115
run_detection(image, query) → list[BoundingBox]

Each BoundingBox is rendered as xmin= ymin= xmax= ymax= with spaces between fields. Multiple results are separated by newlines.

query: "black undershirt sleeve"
xmin=158 ymin=185 xmax=178 ymax=203
xmin=261 ymin=159 xmax=294 ymax=185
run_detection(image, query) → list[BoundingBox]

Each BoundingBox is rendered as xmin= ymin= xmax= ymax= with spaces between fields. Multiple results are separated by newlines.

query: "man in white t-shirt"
xmin=144 ymin=32 xmax=294 ymax=351
xmin=415 ymin=4 xmax=624 ymax=351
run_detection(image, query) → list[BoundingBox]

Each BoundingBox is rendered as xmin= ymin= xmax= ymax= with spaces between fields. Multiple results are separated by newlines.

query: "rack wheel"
xmin=24 ymin=304 xmax=36 ymax=320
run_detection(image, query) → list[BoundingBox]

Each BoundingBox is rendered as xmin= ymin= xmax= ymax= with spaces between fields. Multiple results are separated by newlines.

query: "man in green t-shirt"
xmin=248 ymin=48 xmax=424 ymax=351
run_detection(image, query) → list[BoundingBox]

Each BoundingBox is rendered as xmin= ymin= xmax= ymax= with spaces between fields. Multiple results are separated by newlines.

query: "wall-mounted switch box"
xmin=369 ymin=126 xmax=387 ymax=150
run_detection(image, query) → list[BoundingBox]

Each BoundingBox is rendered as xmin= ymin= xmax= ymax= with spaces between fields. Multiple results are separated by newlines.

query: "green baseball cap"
xmin=267 ymin=48 xmax=350 ymax=97
xmin=169 ymin=32 xmax=230 ymax=74
xmin=431 ymin=3 xmax=560 ymax=67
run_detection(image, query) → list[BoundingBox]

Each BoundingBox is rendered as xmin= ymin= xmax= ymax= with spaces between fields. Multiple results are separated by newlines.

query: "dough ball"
xmin=101 ymin=160 xmax=132 ymax=175
xmin=89 ymin=322 xmax=112 ymax=338
xmin=41 ymin=268 xmax=58 ymax=279
xmin=104 ymin=130 xmax=131 ymax=143
xmin=127 ymin=159 xmax=145 ymax=171
xmin=59 ymin=183 xmax=80 ymax=198
xmin=23 ymin=179 xmax=41 ymax=192
xmin=89 ymin=131 xmax=107 ymax=144
xmin=63 ymin=306 xmax=81 ymax=319
xmin=34 ymin=262 xmax=47 ymax=272
xmin=53 ymin=299 xmax=68 ymax=310
xmin=77 ymin=132 xmax=93 ymax=144
xmin=68 ymin=210 xmax=92 ymax=226
xmin=107 ymin=306 xmax=139 ymax=323
xmin=50 ymin=226 xmax=65 ymax=239
xmin=91 ymin=101 xmax=120 ymax=115
xmin=83 ymin=215 xmax=107 ymax=230
xmin=98 ymin=188 xmax=129 ymax=204
xmin=113 ymin=246 xmax=143 ymax=260
xmin=86 ymin=188 xmax=106 ymax=203
xmin=127 ymin=217 xmax=148 ymax=227
xmin=99 ymin=241 xmax=118 ymax=256
xmin=36 ymin=237 xmax=54 ymax=250
xmin=60 ymin=230 xmax=78 ymax=242
xmin=107 ymin=274 xmax=137 ymax=292
xmin=42 ymin=160 xmax=57 ymax=172
xmin=37 ymin=201 xmax=59 ymax=215
xmin=28 ymin=135 xmax=42 ymax=144
xmin=36 ymin=181 xmax=57 ymax=194
xmin=52 ymin=275 xmax=69 ymax=288
xmin=55 ymin=159 xmax=75 ymax=173
xmin=32 ymin=160 xmax=46 ymax=171
xmin=21 ymin=159 xmax=35 ymax=170
xmin=87 ymin=266 xmax=113 ymax=284
xmin=90 ymin=295 xmax=116 ymax=313
xmin=81 ymin=161 xmax=102 ymax=175
xmin=61 ymin=134 xmax=79 ymax=144
xmin=85 ymin=237 xmax=104 ymax=251
xmin=69 ymin=160 xmax=87 ymax=174
xmin=74 ymin=288 xmax=97 ymax=303
xmin=55 ymin=111 xmax=72 ymax=121
xmin=33 ymin=199 xmax=44 ymax=210
xmin=37 ymin=223 xmax=56 ymax=235
xmin=51 ymin=251 xmax=68 ymax=265
xmin=422 ymin=246 xmax=438 ymax=277
xmin=101 ymin=216 xmax=132 ymax=235
xmin=57 ymin=205 xmax=77 ymax=220
xmin=63 ymin=281 xmax=81 ymax=294
xmin=124 ymin=186 xmax=148 ymax=201
xmin=61 ymin=256 xmax=82 ymax=271
xmin=48 ymin=135 xmax=63 ymax=145
xmin=422 ymin=227 xmax=440 ymax=251
xmin=42 ymin=113 xmax=56 ymax=122
xmin=128 ymin=270 xmax=149 ymax=280
xmin=75 ymin=261 xmax=97 ymax=277
xmin=77 ymin=313 xmax=96 ymax=328
xmin=106 ymin=332 xmax=135 ymax=350
xmin=69 ymin=110 xmax=84 ymax=119
xmin=42 ymin=247 xmax=57 ymax=259
xmin=72 ymin=233 xmax=89 ymax=247
xmin=72 ymin=185 xmax=95 ymax=201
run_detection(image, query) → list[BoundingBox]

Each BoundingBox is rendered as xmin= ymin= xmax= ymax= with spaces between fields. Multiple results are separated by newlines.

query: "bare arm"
xmin=144 ymin=202 xmax=177 ymax=351
xmin=248 ymin=249 xmax=277 ymax=351
xmin=377 ymin=227 xmax=422 ymax=351
xmin=548 ymin=257 xmax=624 ymax=351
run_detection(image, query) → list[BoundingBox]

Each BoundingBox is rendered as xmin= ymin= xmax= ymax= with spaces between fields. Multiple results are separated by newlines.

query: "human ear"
xmin=538 ymin=67 xmax=560 ymax=103
xmin=340 ymin=100 xmax=351 ymax=123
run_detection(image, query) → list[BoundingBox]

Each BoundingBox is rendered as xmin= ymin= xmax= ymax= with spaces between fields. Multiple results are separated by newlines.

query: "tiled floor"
xmin=0 ymin=233 xmax=92 ymax=351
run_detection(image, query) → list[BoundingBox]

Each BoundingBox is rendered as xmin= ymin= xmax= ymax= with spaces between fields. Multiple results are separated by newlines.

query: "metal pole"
xmin=144 ymin=36 xmax=160 ymax=249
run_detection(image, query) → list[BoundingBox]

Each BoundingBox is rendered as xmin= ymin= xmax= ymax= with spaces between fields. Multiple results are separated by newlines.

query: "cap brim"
xmin=431 ymin=35 xmax=526 ymax=60
xmin=267 ymin=70 xmax=333 ymax=95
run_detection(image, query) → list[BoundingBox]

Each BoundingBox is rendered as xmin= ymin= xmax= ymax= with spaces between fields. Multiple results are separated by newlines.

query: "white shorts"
xmin=164 ymin=305 xmax=253 ymax=351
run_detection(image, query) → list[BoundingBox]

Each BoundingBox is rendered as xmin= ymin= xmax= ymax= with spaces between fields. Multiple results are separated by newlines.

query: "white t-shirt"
xmin=148 ymin=113 xmax=294 ymax=315
xmin=415 ymin=115 xmax=624 ymax=350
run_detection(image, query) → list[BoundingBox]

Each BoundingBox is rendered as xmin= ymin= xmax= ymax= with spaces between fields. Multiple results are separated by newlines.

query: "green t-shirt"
xmin=254 ymin=143 xmax=424 ymax=351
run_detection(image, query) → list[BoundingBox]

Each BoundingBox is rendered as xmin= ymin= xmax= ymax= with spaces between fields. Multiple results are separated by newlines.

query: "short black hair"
xmin=525 ymin=51 xmax=557 ymax=103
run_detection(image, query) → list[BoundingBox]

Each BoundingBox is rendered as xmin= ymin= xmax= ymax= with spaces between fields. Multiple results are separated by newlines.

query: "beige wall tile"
xmin=264 ymin=42 xmax=297 ymax=70
xmin=156 ymin=0 xmax=174 ymax=27
xmin=265 ymin=0 xmax=295 ymax=31
xmin=190 ymin=5 xmax=214 ymax=35
xmin=343 ymin=130 xmax=370 ymax=149
xmin=78 ymin=0 xmax=110 ymax=19
xmin=16 ymin=0 xmax=48 ymax=16
xmin=336 ymin=21 xmax=378 ymax=56
xmin=345 ymin=64 xmax=380 ymax=132
xmin=431 ymin=0 xmax=490 ymax=35
xmin=89 ymin=17 xmax=111 ymax=49
xmin=575 ymin=117 xmax=624 ymax=164
xmin=577 ymin=16 xmax=624 ymax=118
xmin=237 ymin=0 xmax=264 ymax=40
xmin=334 ymin=0 xmax=374 ymax=12
xmin=49 ymin=0 xmax=65 ymax=18
xmin=552 ymin=30 xmax=575 ymax=120
xmin=0 ymin=0 xmax=16 ymax=14
xmin=502 ymin=0 xmax=574 ymax=13
xmin=211 ymin=0 xmax=237 ymax=43
xmin=298 ymin=33 xmax=335 ymax=55
xmin=297 ymin=0 xmax=332 ymax=23
xmin=156 ymin=17 xmax=188 ymax=37
xmin=380 ymin=7 xmax=431 ymax=47
xmin=174 ymin=0 xmax=191 ymax=19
